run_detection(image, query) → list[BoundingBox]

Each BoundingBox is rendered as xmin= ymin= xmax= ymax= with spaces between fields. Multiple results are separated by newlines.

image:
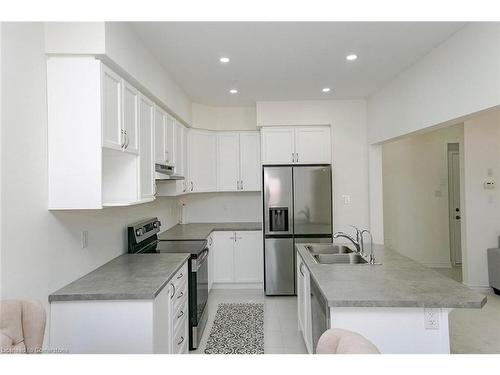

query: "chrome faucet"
xmin=333 ymin=226 xmax=361 ymax=253
xmin=360 ymin=229 xmax=376 ymax=264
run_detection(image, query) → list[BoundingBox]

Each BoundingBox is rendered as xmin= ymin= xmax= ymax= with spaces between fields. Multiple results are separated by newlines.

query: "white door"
xmin=165 ymin=115 xmax=175 ymax=166
xmin=212 ymin=232 xmax=235 ymax=283
xmin=234 ymin=231 xmax=263 ymax=283
xmin=139 ymin=94 xmax=154 ymax=199
xmin=122 ymin=80 xmax=139 ymax=154
xmin=217 ymin=132 xmax=240 ymax=191
xmin=239 ymin=132 xmax=261 ymax=191
xmin=101 ymin=65 xmax=123 ymax=151
xmin=154 ymin=107 xmax=166 ymax=164
xmin=261 ymin=127 xmax=294 ymax=164
xmin=448 ymin=149 xmax=462 ymax=265
xmin=294 ymin=127 xmax=331 ymax=164
xmin=188 ymin=130 xmax=217 ymax=192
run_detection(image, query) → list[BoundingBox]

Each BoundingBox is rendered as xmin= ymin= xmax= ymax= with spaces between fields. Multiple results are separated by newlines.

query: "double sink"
xmin=306 ymin=244 xmax=371 ymax=264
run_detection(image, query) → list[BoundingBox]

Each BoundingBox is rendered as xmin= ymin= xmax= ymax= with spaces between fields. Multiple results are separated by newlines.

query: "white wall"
xmin=382 ymin=124 xmax=464 ymax=267
xmin=181 ymin=192 xmax=261 ymax=223
xmin=0 ymin=22 xmax=182 ymax=345
xmin=191 ymin=103 xmax=257 ymax=130
xmin=44 ymin=22 xmax=192 ymax=125
xmin=463 ymin=110 xmax=500 ymax=289
xmin=368 ymin=23 xmax=500 ymax=144
xmin=256 ymin=100 xmax=371 ymax=235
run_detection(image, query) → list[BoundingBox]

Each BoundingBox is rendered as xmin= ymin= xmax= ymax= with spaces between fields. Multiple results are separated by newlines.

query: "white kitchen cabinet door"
xmin=174 ymin=122 xmax=184 ymax=175
xmin=297 ymin=253 xmax=313 ymax=353
xmin=165 ymin=115 xmax=175 ymax=166
xmin=122 ymin=80 xmax=139 ymax=154
xmin=139 ymin=94 xmax=154 ymax=200
xmin=154 ymin=107 xmax=166 ymax=164
xmin=239 ymin=132 xmax=261 ymax=191
xmin=234 ymin=231 xmax=263 ymax=283
xmin=188 ymin=130 xmax=217 ymax=192
xmin=101 ymin=65 xmax=123 ymax=151
xmin=261 ymin=127 xmax=294 ymax=164
xmin=217 ymin=132 xmax=240 ymax=191
xmin=207 ymin=234 xmax=214 ymax=292
xmin=212 ymin=232 xmax=235 ymax=283
xmin=294 ymin=127 xmax=331 ymax=164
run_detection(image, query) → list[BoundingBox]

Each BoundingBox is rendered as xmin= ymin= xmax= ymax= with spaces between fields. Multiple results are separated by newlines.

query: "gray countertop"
xmin=296 ymin=243 xmax=487 ymax=309
xmin=158 ymin=222 xmax=262 ymax=241
xmin=49 ymin=253 xmax=190 ymax=302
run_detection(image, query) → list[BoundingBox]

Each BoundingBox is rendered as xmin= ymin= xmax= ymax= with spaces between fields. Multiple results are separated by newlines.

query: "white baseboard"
xmin=211 ymin=282 xmax=263 ymax=290
xmin=423 ymin=262 xmax=452 ymax=268
xmin=465 ymin=285 xmax=493 ymax=295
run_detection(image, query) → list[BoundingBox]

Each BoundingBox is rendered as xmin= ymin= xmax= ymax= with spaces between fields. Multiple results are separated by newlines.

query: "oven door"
xmin=189 ymin=248 xmax=209 ymax=350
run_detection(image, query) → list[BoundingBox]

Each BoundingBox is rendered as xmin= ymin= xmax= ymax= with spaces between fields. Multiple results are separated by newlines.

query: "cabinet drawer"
xmin=173 ymin=299 xmax=188 ymax=334
xmin=172 ymin=263 xmax=188 ymax=289
xmin=172 ymin=317 xmax=188 ymax=354
xmin=172 ymin=279 xmax=188 ymax=312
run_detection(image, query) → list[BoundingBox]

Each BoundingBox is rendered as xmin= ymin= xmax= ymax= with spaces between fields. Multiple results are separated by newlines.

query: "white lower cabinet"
xmin=212 ymin=231 xmax=263 ymax=286
xmin=207 ymin=234 xmax=215 ymax=292
xmin=50 ymin=263 xmax=189 ymax=354
xmin=297 ymin=252 xmax=313 ymax=353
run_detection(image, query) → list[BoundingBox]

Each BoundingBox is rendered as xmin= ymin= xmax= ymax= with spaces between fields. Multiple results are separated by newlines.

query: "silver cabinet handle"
xmin=240 ymin=180 xmax=244 ymax=190
xmin=177 ymin=291 xmax=184 ymax=299
xmin=292 ymin=152 xmax=295 ymax=163
xmin=120 ymin=129 xmax=125 ymax=148
xmin=177 ymin=336 xmax=184 ymax=346
xmin=153 ymin=183 xmax=158 ymax=197
xmin=183 ymin=182 xmax=187 ymax=192
xmin=165 ymin=150 xmax=169 ymax=163
xmin=177 ymin=272 xmax=183 ymax=279
xmin=177 ymin=310 xmax=184 ymax=319
xmin=296 ymin=153 xmax=299 ymax=163
xmin=208 ymin=237 xmax=213 ymax=246
xmin=170 ymin=283 xmax=176 ymax=299
xmin=236 ymin=180 xmax=239 ymax=190
xmin=299 ymin=262 xmax=305 ymax=277
xmin=190 ymin=182 xmax=193 ymax=191
xmin=123 ymin=130 xmax=129 ymax=149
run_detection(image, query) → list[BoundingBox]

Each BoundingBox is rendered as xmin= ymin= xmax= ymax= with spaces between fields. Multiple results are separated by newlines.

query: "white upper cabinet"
xmin=101 ymin=65 xmax=123 ymax=151
xmin=139 ymin=94 xmax=154 ymax=200
xmin=294 ymin=127 xmax=331 ymax=164
xmin=188 ymin=130 xmax=217 ymax=192
xmin=217 ymin=133 xmax=240 ymax=191
xmin=165 ymin=115 xmax=175 ymax=166
xmin=239 ymin=132 xmax=261 ymax=191
xmin=174 ymin=121 xmax=184 ymax=175
xmin=154 ymin=107 xmax=167 ymax=164
xmin=217 ymin=131 xmax=261 ymax=192
xmin=122 ymin=81 xmax=139 ymax=154
xmin=261 ymin=126 xmax=331 ymax=165
xmin=261 ymin=127 xmax=294 ymax=164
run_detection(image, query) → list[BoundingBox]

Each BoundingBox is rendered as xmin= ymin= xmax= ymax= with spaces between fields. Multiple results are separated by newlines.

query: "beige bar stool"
xmin=316 ymin=328 xmax=380 ymax=354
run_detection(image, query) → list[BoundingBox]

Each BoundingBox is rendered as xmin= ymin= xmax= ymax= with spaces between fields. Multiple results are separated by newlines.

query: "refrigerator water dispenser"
xmin=269 ymin=207 xmax=289 ymax=232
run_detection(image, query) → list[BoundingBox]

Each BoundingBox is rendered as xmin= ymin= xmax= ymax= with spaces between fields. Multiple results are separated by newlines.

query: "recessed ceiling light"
xmin=322 ymin=87 xmax=331 ymax=93
xmin=346 ymin=54 xmax=358 ymax=61
xmin=219 ymin=57 xmax=230 ymax=63
xmin=229 ymin=89 xmax=238 ymax=94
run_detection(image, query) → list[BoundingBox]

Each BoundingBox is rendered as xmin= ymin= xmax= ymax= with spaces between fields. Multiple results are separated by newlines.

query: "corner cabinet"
xmin=216 ymin=131 xmax=261 ymax=192
xmin=212 ymin=231 xmax=264 ymax=287
xmin=261 ymin=126 xmax=331 ymax=165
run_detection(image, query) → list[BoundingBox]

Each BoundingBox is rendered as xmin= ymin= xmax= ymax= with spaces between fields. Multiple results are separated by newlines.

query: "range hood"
xmin=155 ymin=163 xmax=185 ymax=181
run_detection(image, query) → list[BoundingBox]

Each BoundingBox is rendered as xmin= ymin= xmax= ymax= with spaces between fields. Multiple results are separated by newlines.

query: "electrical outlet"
xmin=81 ymin=230 xmax=88 ymax=249
xmin=342 ymin=195 xmax=351 ymax=205
xmin=424 ymin=308 xmax=440 ymax=330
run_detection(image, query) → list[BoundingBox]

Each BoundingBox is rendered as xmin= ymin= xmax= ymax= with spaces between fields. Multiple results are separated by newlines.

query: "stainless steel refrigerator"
xmin=263 ymin=165 xmax=332 ymax=295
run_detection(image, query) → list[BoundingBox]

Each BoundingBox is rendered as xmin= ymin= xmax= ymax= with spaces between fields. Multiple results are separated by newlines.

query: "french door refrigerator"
xmin=263 ymin=165 xmax=332 ymax=295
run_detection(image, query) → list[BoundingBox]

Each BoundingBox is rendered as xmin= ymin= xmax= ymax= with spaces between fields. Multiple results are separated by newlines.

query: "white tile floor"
xmin=192 ymin=289 xmax=307 ymax=354
xmin=192 ymin=287 xmax=500 ymax=354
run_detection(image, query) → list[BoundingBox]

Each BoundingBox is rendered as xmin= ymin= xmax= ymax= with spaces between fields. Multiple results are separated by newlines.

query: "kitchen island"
xmin=296 ymin=243 xmax=487 ymax=354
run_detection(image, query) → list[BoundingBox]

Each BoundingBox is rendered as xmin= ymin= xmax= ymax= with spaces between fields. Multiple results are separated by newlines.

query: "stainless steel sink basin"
xmin=306 ymin=244 xmax=354 ymax=255
xmin=313 ymin=253 xmax=368 ymax=264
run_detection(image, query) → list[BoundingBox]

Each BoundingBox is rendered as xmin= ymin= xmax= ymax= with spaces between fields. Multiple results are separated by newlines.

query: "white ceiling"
xmin=131 ymin=22 xmax=466 ymax=106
